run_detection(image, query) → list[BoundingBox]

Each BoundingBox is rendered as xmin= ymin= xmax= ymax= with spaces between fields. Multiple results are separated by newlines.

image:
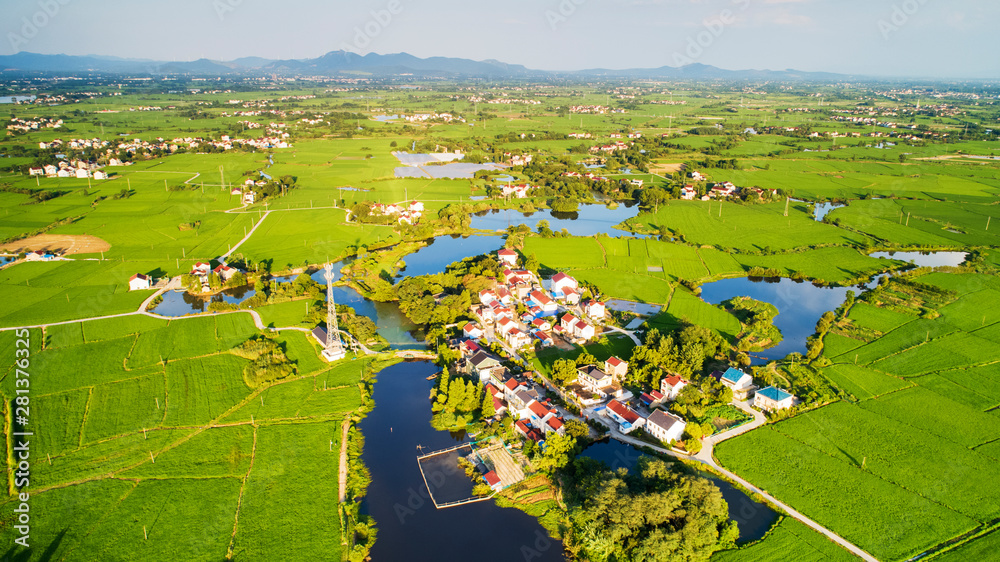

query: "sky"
xmin=1 ymin=0 xmax=997 ymax=79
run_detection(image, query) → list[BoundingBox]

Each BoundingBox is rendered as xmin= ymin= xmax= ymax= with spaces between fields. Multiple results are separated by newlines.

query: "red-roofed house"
xmin=531 ymin=318 xmax=552 ymax=332
xmin=583 ymin=300 xmax=606 ymax=320
xmin=128 ymin=273 xmax=151 ymax=291
xmin=574 ymin=319 xmax=595 ymax=341
xmin=604 ymin=356 xmax=628 ymax=380
xmin=604 ymin=399 xmax=644 ymax=434
xmin=515 ymin=419 xmax=543 ymax=443
xmin=551 ymin=272 xmax=578 ymax=297
xmin=463 ymin=322 xmax=484 ymax=340
xmin=483 ymin=470 xmax=502 ymax=491
xmin=660 ymin=375 xmax=689 ymax=401
xmin=497 ymin=248 xmax=518 ymax=266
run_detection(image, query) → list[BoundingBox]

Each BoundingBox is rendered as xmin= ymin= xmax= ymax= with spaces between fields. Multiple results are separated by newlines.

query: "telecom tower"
xmin=321 ymin=263 xmax=347 ymax=362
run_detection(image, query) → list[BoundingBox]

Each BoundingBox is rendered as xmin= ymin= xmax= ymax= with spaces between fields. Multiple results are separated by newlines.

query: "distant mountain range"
xmin=0 ymin=50 xmax=860 ymax=81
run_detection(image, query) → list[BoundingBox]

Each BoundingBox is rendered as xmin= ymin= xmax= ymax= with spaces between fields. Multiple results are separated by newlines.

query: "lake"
xmin=470 ymin=203 xmax=642 ymax=237
xmin=151 ymin=285 xmax=256 ymax=316
xmin=0 ymin=95 xmax=36 ymax=104
xmin=699 ymin=277 xmax=853 ymax=363
xmin=397 ymin=235 xmax=505 ymax=278
xmin=870 ymin=251 xmax=967 ymax=268
xmin=362 ymin=361 xmax=565 ymax=561
xmin=580 ymin=439 xmax=778 ymax=542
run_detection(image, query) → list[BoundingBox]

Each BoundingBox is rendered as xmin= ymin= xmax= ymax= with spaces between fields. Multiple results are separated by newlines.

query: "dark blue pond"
xmin=151 ymin=285 xmax=256 ymax=316
xmin=362 ymin=361 xmax=564 ymax=561
xmin=699 ymin=277 xmax=853 ymax=363
xmin=396 ymin=235 xmax=505 ymax=278
xmin=581 ymin=440 xmax=778 ymax=542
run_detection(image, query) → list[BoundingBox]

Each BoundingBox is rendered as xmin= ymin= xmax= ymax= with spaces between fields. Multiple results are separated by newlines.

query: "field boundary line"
xmin=338 ymin=417 xmax=350 ymax=503
xmin=78 ymin=387 xmax=95 ymax=448
xmin=226 ymin=424 xmax=259 ymax=559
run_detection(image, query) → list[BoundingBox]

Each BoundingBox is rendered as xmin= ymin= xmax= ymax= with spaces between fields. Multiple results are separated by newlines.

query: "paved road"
xmin=219 ymin=209 xmax=271 ymax=260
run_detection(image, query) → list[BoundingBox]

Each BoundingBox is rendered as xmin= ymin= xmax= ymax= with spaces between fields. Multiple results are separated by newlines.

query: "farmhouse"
xmin=497 ymin=248 xmax=518 ymax=266
xmin=754 ymin=386 xmax=795 ymax=411
xmin=577 ymin=365 xmax=613 ymax=393
xmin=604 ymin=399 xmax=644 ymax=434
xmin=583 ymin=299 xmax=606 ymax=320
xmin=645 ymin=410 xmax=686 ymax=444
xmin=463 ymin=322 xmax=484 ymax=340
xmin=715 ymin=367 xmax=755 ymax=400
xmin=128 ymin=273 xmax=151 ymax=291
xmin=604 ymin=356 xmax=627 ymax=380
xmin=660 ymin=374 xmax=688 ymax=401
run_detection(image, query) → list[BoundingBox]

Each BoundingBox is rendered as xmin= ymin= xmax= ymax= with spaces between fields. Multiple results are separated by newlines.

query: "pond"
xmin=470 ymin=203 xmax=642 ymax=237
xmin=361 ymin=361 xmax=565 ymax=561
xmin=580 ymin=440 xmax=778 ymax=542
xmin=698 ymin=277 xmax=853 ymax=363
xmin=812 ymin=201 xmax=846 ymax=222
xmin=0 ymin=95 xmax=36 ymax=104
xmin=395 ymin=162 xmax=508 ymax=179
xmin=870 ymin=251 xmax=968 ymax=268
xmin=397 ymin=235 xmax=504 ymax=278
xmin=151 ymin=285 xmax=256 ymax=316
xmin=0 ymin=256 xmax=15 ymax=266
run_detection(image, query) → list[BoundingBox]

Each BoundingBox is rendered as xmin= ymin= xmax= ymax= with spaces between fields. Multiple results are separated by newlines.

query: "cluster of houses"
xmin=29 ymin=161 xmax=109 ymax=180
xmin=562 ymin=171 xmax=611 ymax=183
xmin=499 ymin=183 xmax=536 ymax=199
xmin=6 ymin=117 xmax=62 ymax=133
xmin=569 ymin=105 xmax=626 ymax=114
xmin=369 ymin=200 xmax=425 ymax=224
xmin=403 ymin=112 xmax=462 ymax=123
xmin=464 ymin=253 xmax=607 ymax=352
xmin=590 ymin=141 xmax=631 ymax=154
xmin=457 ymin=341 xmax=567 ymax=443
xmin=679 ymin=173 xmax=777 ymax=202
xmin=502 ymin=153 xmax=533 ymax=167
xmin=186 ymin=261 xmax=242 ymax=291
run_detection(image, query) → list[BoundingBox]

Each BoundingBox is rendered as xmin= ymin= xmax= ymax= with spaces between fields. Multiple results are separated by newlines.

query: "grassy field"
xmin=711 ymin=517 xmax=858 ymax=562
xmin=718 ymin=271 xmax=1000 ymax=561
xmin=0 ymin=312 xmax=374 ymax=560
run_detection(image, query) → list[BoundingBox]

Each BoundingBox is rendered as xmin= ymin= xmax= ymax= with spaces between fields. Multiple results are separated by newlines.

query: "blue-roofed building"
xmin=714 ymin=367 xmax=755 ymax=399
xmin=754 ymin=386 xmax=795 ymax=412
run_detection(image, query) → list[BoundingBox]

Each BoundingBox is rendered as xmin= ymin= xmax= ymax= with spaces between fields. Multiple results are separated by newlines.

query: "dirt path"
xmin=226 ymin=425 xmax=259 ymax=559
xmin=338 ymin=417 xmax=350 ymax=503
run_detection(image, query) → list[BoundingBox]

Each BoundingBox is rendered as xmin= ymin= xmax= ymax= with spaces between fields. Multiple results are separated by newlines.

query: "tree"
xmin=564 ymin=419 xmax=590 ymax=440
xmin=481 ymin=391 xmax=496 ymax=418
xmin=551 ymin=358 xmax=579 ymax=386
xmin=534 ymin=433 xmax=576 ymax=473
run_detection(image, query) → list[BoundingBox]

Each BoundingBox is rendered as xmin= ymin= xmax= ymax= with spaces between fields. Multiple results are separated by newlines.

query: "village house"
xmin=463 ymin=322 xmax=484 ymax=340
xmin=550 ymin=272 xmax=579 ymax=301
xmin=497 ymin=248 xmax=518 ymax=266
xmin=681 ymin=185 xmax=698 ymax=200
xmin=466 ymin=351 xmax=502 ymax=382
xmin=640 ymin=390 xmax=666 ymax=409
xmin=754 ymin=386 xmax=795 ymax=411
xmin=715 ymin=367 xmax=755 ymax=400
xmin=515 ymin=419 xmax=544 ymax=443
xmin=660 ymin=374 xmax=689 ymax=401
xmin=577 ymin=365 xmax=614 ymax=395
xmin=583 ymin=299 xmax=606 ymax=320
xmin=604 ymin=399 xmax=644 ymax=434
xmin=128 ymin=273 xmax=151 ymax=291
xmin=531 ymin=317 xmax=552 ymax=332
xmin=213 ymin=264 xmax=240 ymax=282
xmin=604 ymin=356 xmax=628 ymax=380
xmin=527 ymin=290 xmax=558 ymax=314
xmin=644 ymin=410 xmax=687 ymax=444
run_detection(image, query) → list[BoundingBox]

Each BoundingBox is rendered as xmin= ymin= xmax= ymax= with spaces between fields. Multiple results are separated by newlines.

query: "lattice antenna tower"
xmin=324 ymin=263 xmax=344 ymax=356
